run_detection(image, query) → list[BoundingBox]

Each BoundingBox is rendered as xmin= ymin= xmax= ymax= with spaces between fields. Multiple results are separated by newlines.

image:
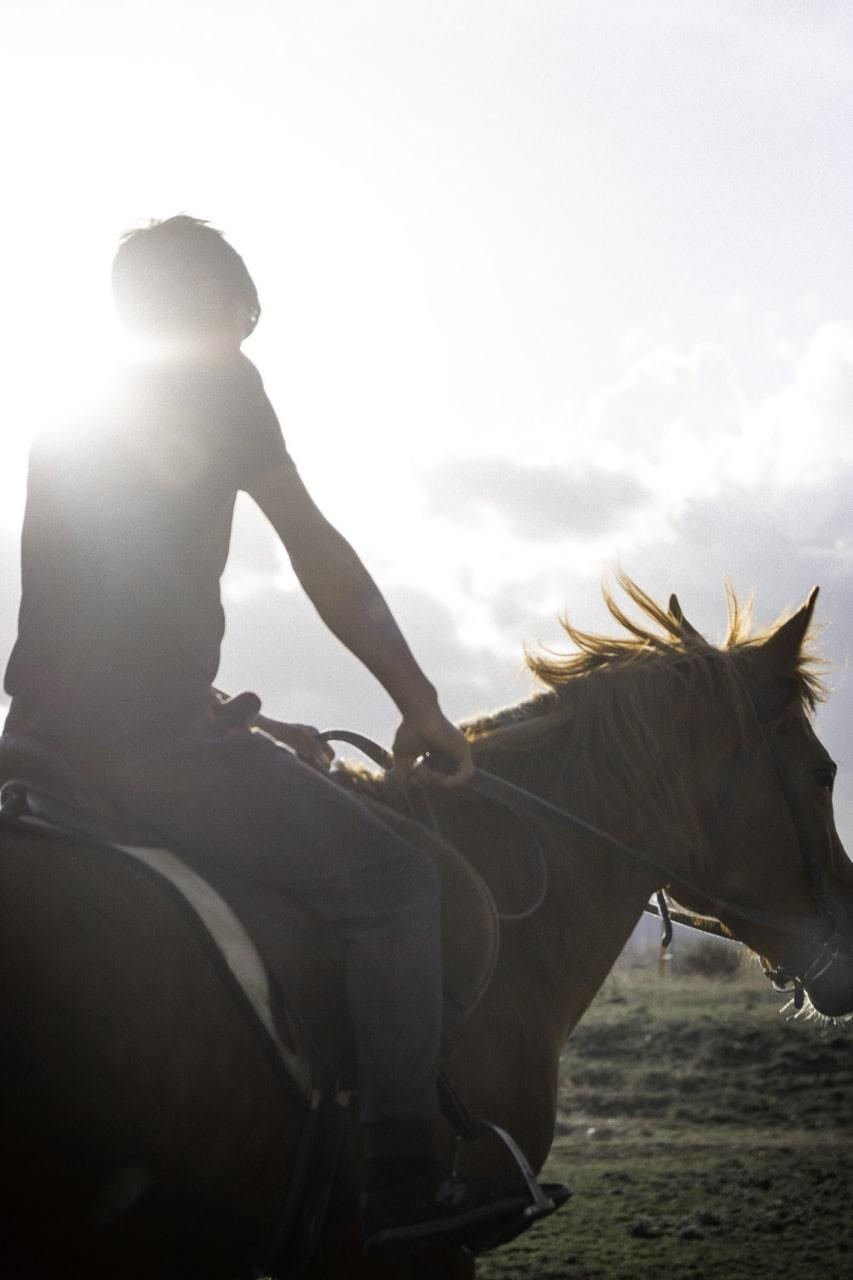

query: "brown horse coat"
xmin=3 ymin=580 xmax=852 ymax=1279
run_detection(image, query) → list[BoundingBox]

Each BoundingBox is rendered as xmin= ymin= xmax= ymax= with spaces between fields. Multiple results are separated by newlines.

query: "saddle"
xmin=0 ymin=733 xmax=499 ymax=1084
xmin=0 ymin=734 xmax=559 ymax=1271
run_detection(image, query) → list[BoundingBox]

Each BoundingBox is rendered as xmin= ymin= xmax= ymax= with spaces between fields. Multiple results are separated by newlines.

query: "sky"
xmin=2 ymin=1 xmax=853 ymax=835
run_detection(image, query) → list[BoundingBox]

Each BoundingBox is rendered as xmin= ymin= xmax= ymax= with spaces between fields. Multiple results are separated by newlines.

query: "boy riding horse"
xmin=3 ymin=216 xmax=557 ymax=1255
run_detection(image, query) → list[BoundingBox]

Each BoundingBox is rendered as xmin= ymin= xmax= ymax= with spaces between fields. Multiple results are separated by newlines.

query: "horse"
xmin=1 ymin=579 xmax=851 ymax=1279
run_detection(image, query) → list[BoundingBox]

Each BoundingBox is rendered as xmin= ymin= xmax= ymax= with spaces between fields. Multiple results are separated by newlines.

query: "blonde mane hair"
xmin=463 ymin=577 xmax=825 ymax=874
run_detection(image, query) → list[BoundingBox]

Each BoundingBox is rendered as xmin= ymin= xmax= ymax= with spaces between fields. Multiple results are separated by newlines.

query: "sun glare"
xmin=0 ymin=278 xmax=125 ymax=530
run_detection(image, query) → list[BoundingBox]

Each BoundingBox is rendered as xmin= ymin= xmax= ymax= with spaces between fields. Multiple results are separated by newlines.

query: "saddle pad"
xmin=4 ymin=814 xmax=500 ymax=1102
xmin=116 ymin=841 xmax=314 ymax=1099
xmin=133 ymin=826 xmax=501 ymax=1090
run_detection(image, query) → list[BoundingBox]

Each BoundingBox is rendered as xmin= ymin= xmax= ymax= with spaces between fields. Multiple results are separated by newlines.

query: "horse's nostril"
xmin=765 ymin=969 xmax=806 ymax=1008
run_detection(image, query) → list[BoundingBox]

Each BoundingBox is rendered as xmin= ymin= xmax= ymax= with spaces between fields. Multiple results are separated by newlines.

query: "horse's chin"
xmin=805 ymin=959 xmax=853 ymax=1018
xmin=762 ymin=941 xmax=853 ymax=1017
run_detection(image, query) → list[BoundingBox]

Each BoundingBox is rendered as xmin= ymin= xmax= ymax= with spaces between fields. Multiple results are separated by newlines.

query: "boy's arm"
xmin=247 ymin=462 xmax=473 ymax=786
xmin=210 ymin=687 xmax=335 ymax=770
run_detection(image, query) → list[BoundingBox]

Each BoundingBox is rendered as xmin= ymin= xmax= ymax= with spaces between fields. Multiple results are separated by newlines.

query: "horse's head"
xmin=669 ymin=590 xmax=853 ymax=1017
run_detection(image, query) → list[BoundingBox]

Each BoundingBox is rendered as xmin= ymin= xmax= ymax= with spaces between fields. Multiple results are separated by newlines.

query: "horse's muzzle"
xmin=803 ymin=934 xmax=853 ymax=1017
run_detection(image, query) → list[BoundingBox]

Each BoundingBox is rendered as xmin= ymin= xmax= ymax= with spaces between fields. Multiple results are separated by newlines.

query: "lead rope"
xmin=654 ymin=891 xmax=674 ymax=948
xmin=318 ymin=731 xmax=696 ymax=942
xmin=414 ymin=783 xmax=550 ymax=923
xmin=320 ymin=730 xmax=551 ymax=923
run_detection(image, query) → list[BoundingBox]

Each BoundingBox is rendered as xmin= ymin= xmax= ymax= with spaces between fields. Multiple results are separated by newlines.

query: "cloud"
xmin=218 ymin=580 xmax=525 ymax=752
xmin=590 ymin=342 xmax=744 ymax=454
xmin=747 ymin=324 xmax=853 ymax=488
xmin=412 ymin=324 xmax=853 ymax=687
xmin=630 ymin=486 xmax=853 ymax=841
xmin=418 ymin=341 xmax=751 ymax=565
xmin=580 ymin=327 xmax=853 ymax=834
xmin=583 ymin=342 xmax=748 ymax=527
xmin=424 ymin=455 xmax=649 ymax=540
xmin=412 ymin=324 xmax=853 ymax=852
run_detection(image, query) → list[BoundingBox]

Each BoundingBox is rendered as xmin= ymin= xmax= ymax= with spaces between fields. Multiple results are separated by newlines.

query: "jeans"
xmin=106 ymin=715 xmax=443 ymax=1122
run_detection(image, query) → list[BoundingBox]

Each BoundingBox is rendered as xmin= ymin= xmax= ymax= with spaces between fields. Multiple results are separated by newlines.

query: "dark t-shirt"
xmin=4 ymin=352 xmax=291 ymax=766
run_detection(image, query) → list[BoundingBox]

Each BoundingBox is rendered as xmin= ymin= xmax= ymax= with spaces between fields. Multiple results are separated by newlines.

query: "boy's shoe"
xmin=360 ymin=1169 xmax=547 ymax=1256
xmin=460 ymin=1181 xmax=573 ymax=1256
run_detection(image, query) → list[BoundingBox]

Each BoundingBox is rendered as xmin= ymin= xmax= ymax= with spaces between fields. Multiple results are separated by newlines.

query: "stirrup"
xmin=438 ymin=1072 xmax=572 ymax=1257
xmin=454 ymin=1121 xmax=570 ymax=1256
xmin=462 ymin=1184 xmax=571 ymax=1255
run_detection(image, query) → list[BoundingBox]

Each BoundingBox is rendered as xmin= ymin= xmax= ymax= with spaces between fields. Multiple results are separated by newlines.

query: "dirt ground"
xmin=479 ymin=953 xmax=853 ymax=1280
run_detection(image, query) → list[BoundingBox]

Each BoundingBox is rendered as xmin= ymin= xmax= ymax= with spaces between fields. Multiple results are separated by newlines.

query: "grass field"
xmin=480 ymin=952 xmax=853 ymax=1280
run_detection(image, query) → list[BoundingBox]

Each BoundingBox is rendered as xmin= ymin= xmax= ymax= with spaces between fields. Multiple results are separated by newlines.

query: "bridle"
xmin=320 ymin=685 xmax=847 ymax=1010
xmin=725 ymin=672 xmax=846 ymax=1007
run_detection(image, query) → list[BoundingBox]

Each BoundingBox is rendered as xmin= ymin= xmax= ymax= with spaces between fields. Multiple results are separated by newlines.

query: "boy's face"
xmin=138 ymin=295 xmax=253 ymax=362
xmin=196 ymin=298 xmax=252 ymax=354
xmin=184 ymin=280 xmax=253 ymax=355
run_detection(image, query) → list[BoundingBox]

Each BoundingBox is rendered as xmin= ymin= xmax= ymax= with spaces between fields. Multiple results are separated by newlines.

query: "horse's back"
xmin=0 ymin=808 xmax=498 ymax=1277
xmin=0 ymin=820 xmax=304 ymax=1275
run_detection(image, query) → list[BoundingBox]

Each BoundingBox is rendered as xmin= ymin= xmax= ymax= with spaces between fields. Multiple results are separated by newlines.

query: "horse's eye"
xmin=814 ymin=764 xmax=836 ymax=791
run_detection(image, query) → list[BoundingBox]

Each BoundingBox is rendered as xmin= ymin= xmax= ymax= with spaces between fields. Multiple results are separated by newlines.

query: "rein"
xmin=319 ymin=716 xmax=840 ymax=1007
xmin=323 ymin=728 xmax=669 ymax=930
xmin=319 ymin=730 xmax=768 ymax=936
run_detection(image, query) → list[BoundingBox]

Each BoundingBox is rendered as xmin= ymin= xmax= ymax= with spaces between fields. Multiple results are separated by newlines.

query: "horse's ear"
xmin=760 ymin=588 xmax=819 ymax=675
xmin=668 ymin=593 xmax=705 ymax=643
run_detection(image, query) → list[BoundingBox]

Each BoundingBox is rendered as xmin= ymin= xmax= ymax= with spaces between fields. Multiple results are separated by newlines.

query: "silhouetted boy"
xmin=4 ymin=216 xmax=549 ymax=1253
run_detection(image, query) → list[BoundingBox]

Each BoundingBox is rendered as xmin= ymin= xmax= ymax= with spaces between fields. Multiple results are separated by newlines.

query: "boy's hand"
xmin=259 ymin=718 xmax=335 ymax=771
xmin=391 ymin=707 xmax=473 ymax=788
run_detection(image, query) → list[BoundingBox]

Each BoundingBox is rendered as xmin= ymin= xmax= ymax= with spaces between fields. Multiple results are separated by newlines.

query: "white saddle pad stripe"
xmin=117 ymin=842 xmax=313 ymax=1100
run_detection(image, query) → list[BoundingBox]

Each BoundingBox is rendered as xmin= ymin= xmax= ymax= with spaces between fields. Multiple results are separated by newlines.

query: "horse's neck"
xmin=413 ymin=743 xmax=658 ymax=1167
xmin=429 ymin=741 xmax=661 ymax=1049
xmin=541 ymin=830 xmax=656 ymax=1041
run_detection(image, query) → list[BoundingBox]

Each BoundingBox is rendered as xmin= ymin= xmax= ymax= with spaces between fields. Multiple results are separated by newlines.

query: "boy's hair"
xmin=111 ymin=215 xmax=261 ymax=339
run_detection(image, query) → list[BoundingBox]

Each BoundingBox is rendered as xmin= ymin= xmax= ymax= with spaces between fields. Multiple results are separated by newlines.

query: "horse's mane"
xmin=459 ymin=577 xmax=825 ymax=874
xmin=523 ymin=577 xmax=823 ymax=704
xmin=340 ymin=577 xmax=824 ymax=884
